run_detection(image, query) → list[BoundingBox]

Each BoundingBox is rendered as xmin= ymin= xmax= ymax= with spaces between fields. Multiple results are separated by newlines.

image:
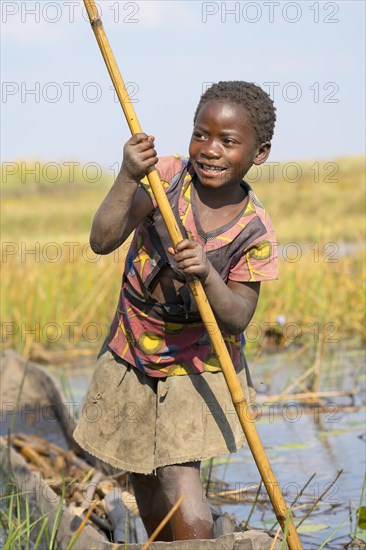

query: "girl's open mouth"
xmin=197 ymin=162 xmax=227 ymax=175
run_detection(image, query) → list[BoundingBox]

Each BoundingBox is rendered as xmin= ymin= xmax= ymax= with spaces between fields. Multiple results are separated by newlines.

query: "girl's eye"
xmin=193 ymin=131 xmax=206 ymax=139
xmin=223 ymin=138 xmax=236 ymax=145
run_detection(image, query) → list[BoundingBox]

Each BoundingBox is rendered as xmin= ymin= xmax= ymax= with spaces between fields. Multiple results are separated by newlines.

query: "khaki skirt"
xmin=73 ymin=346 xmax=255 ymax=475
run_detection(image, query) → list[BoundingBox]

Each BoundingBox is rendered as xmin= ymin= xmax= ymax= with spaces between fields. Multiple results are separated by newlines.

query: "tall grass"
xmin=1 ymin=157 xmax=365 ymax=353
xmin=0 ymin=486 xmax=48 ymax=550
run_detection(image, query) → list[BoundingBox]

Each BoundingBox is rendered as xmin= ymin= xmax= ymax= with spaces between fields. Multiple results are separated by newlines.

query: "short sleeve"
xmin=228 ymin=213 xmax=279 ymax=283
xmin=140 ymin=155 xmax=185 ymax=208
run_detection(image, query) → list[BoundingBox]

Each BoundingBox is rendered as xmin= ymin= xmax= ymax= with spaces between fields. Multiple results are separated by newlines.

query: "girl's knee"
xmin=157 ymin=462 xmax=213 ymax=540
xmin=157 ymin=462 xmax=201 ymax=494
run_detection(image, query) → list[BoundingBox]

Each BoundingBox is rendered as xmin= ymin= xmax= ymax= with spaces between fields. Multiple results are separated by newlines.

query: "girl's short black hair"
xmin=194 ymin=81 xmax=276 ymax=144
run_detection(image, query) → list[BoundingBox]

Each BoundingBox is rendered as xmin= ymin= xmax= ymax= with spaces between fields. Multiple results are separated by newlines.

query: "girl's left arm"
xmin=168 ymin=239 xmax=260 ymax=333
xmin=203 ymin=269 xmax=260 ymax=334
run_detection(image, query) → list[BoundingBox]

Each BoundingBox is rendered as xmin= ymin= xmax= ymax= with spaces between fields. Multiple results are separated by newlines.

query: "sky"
xmin=1 ymin=0 xmax=365 ymax=170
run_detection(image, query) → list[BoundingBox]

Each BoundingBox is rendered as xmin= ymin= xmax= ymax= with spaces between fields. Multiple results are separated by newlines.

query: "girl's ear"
xmin=253 ymin=142 xmax=271 ymax=165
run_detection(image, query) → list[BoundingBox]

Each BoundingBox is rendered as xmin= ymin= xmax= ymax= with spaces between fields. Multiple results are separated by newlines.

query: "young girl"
xmin=74 ymin=81 xmax=278 ymax=541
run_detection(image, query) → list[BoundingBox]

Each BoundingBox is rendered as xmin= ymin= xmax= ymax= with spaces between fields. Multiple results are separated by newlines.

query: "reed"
xmin=0 ymin=488 xmax=48 ymax=550
xmin=1 ymin=241 xmax=363 ymax=353
xmin=1 ymin=156 xmax=365 ymax=354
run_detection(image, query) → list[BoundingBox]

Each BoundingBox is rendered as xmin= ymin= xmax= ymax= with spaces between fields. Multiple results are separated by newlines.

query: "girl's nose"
xmin=200 ymin=139 xmax=221 ymax=158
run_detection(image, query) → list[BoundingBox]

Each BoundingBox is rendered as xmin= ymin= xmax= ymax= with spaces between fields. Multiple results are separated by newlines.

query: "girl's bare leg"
xmin=130 ymin=461 xmax=213 ymax=540
xmin=157 ymin=461 xmax=214 ymax=540
xmin=129 ymin=472 xmax=174 ymax=541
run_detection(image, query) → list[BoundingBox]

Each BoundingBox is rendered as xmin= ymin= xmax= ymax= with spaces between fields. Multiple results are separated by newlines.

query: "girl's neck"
xmin=193 ymin=175 xmax=247 ymax=210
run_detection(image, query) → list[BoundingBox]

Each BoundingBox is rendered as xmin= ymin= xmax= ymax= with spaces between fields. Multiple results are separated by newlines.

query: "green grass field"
xmin=1 ymin=156 xmax=365 ymax=353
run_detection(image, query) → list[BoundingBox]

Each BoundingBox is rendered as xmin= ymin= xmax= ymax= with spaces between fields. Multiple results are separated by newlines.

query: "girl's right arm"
xmin=90 ymin=133 xmax=158 ymax=255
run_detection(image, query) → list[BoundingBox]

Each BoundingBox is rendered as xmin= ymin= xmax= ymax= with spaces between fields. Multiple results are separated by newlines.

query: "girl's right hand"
xmin=120 ymin=133 xmax=158 ymax=181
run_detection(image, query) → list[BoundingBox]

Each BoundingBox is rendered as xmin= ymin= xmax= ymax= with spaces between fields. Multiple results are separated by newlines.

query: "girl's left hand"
xmin=167 ymin=239 xmax=211 ymax=282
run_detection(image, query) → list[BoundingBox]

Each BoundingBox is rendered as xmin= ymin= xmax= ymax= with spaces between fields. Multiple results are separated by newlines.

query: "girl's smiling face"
xmin=189 ymin=101 xmax=270 ymax=191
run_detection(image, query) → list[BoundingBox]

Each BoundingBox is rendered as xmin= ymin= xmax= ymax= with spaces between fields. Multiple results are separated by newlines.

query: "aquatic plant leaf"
xmin=358 ymin=506 xmax=366 ymax=530
xmin=297 ymin=522 xmax=328 ymax=533
xmin=278 ymin=442 xmax=309 ymax=450
xmin=319 ymin=429 xmax=347 ymax=437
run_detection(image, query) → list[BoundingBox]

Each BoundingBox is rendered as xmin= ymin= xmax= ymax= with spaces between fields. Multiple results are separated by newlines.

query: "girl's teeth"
xmin=202 ymin=164 xmax=224 ymax=172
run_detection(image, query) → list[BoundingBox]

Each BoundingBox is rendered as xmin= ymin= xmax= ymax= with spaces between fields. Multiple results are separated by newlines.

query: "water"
xmin=52 ymin=343 xmax=365 ymax=549
xmin=214 ymin=408 xmax=365 ymax=549
xmin=208 ymin=344 xmax=366 ymax=549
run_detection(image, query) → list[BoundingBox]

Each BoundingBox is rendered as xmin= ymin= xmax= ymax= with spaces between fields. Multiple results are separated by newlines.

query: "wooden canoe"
xmin=0 ymin=349 xmax=282 ymax=549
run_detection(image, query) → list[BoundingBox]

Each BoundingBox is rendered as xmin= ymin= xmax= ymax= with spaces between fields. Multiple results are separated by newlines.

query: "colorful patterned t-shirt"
xmin=107 ymin=156 xmax=278 ymax=377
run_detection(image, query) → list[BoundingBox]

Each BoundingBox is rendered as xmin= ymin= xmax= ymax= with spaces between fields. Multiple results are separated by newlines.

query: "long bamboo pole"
xmin=82 ymin=2 xmax=303 ymax=548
